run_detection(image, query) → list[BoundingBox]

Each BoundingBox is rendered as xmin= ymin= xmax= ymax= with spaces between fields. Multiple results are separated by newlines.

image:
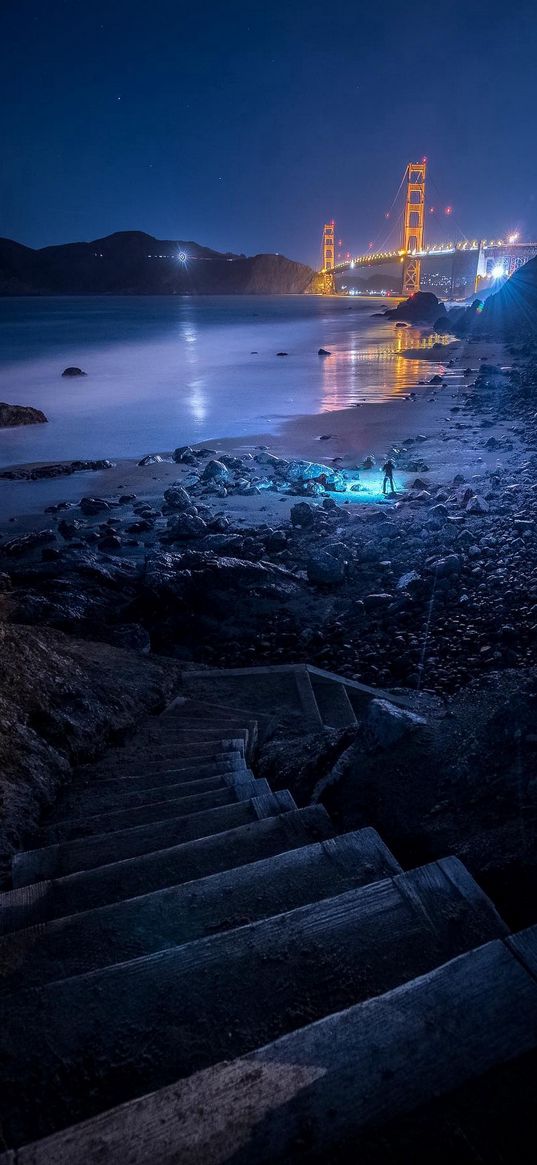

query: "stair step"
xmin=12 ymin=791 xmax=297 ymax=886
xmin=24 ymin=929 xmax=537 ymax=1165
xmin=86 ymin=754 xmax=245 ymax=782
xmin=84 ymin=740 xmax=249 ymax=773
xmin=182 ymin=666 xmax=323 ymax=735
xmin=0 ymin=828 xmax=399 ymax=994
xmin=163 ymin=695 xmax=273 ymax=723
xmin=45 ymin=770 xmax=258 ymax=824
xmin=0 ymin=858 xmax=507 ymax=1145
xmin=311 ymin=675 xmax=358 ymax=729
xmin=0 ymin=806 xmax=335 ymax=934
xmin=37 ymin=779 xmax=271 ymax=845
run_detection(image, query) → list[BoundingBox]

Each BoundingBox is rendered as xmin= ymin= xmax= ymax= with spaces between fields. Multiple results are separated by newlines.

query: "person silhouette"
xmin=382 ymin=458 xmax=396 ymax=495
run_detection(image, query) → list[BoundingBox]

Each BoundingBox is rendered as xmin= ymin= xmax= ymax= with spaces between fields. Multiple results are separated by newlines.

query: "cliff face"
xmin=0 ymin=622 xmax=181 ymax=881
xmin=481 ymin=255 xmax=537 ymax=335
xmin=0 ymin=231 xmax=315 ymax=296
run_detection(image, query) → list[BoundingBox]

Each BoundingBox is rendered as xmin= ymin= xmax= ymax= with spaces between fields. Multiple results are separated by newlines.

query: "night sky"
xmin=1 ymin=0 xmax=537 ymax=265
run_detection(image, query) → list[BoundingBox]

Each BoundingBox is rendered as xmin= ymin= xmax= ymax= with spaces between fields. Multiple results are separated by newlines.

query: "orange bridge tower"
xmin=321 ymin=220 xmax=336 ymax=294
xmin=401 ymin=160 xmax=427 ymax=296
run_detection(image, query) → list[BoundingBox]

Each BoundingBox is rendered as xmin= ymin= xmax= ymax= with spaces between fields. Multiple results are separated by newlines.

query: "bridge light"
xmin=508 ymin=232 xmax=519 ymax=244
xmin=445 ymin=206 xmax=452 ymax=215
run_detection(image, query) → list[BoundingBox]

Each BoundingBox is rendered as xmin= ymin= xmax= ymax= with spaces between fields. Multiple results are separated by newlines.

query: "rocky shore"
xmin=1 ymin=310 xmax=536 ymax=920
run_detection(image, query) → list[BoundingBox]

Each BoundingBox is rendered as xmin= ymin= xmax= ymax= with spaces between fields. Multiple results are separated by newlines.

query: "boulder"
xmin=79 ymin=497 xmax=111 ymax=515
xmin=290 ymin=501 xmax=315 ymax=528
xmin=138 ymin=454 xmax=164 ymax=466
xmin=165 ymin=512 xmax=207 ymax=541
xmin=61 ymin=367 xmax=87 ymax=377
xmin=0 ymin=530 xmax=56 ymax=557
xmin=0 ymin=403 xmax=47 ymax=428
xmin=318 ymin=348 xmax=331 ymax=356
xmin=201 ymin=459 xmax=231 ymax=484
xmin=466 ymin=495 xmax=490 ymax=515
xmin=306 ymin=549 xmax=347 ymax=585
xmin=366 ymin=698 xmax=426 ymax=748
xmin=163 ymin=486 xmax=192 ymax=511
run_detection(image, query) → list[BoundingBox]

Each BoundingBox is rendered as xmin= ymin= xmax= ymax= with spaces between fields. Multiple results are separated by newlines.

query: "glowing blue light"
xmin=177 ymin=251 xmax=188 ymax=264
xmin=491 ymin=263 xmax=506 ymax=280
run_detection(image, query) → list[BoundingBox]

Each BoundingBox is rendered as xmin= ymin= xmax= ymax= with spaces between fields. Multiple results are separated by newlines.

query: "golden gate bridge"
xmin=320 ymin=160 xmax=537 ymax=297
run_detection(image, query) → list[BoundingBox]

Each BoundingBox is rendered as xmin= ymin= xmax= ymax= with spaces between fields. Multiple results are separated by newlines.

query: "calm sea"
xmin=0 ymin=295 xmax=443 ymax=467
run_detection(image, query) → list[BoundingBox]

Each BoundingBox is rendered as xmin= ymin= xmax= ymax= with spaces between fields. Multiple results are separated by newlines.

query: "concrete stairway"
xmin=0 ymin=687 xmax=536 ymax=1161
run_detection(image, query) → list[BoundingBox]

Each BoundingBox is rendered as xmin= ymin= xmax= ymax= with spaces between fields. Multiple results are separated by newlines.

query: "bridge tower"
xmin=401 ymin=160 xmax=427 ymax=296
xmin=321 ymin=220 xmax=336 ymax=294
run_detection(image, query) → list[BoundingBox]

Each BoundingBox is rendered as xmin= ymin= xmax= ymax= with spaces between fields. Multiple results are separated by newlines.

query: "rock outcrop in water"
xmin=0 ymin=402 xmax=48 ymax=427
xmin=381 ymin=292 xmax=447 ymax=324
xmin=0 ymin=231 xmax=315 ymax=296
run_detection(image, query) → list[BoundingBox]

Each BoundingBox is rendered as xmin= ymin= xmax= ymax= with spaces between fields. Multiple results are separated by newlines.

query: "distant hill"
xmin=0 ymin=231 xmax=316 ymax=296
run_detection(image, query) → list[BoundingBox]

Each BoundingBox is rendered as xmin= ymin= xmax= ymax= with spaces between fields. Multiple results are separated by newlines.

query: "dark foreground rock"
xmin=0 ymin=402 xmax=47 ymax=427
xmin=0 ymin=624 xmax=180 ymax=882
xmin=382 ymin=292 xmax=447 ymax=324
xmin=0 ymin=459 xmax=114 ymax=481
xmin=258 ymin=669 xmax=537 ymax=931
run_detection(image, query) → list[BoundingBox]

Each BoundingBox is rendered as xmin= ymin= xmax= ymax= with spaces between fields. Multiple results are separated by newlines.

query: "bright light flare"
xmin=507 ymin=232 xmax=519 ymax=244
xmin=177 ymin=251 xmax=188 ymax=264
xmin=492 ymin=263 xmax=507 ymax=279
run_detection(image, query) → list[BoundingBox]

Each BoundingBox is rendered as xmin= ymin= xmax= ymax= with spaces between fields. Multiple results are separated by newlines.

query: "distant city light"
xmin=445 ymin=206 xmax=453 ymax=215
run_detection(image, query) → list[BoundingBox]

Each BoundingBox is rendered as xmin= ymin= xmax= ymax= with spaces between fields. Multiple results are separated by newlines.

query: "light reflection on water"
xmin=0 ymin=295 xmax=453 ymax=465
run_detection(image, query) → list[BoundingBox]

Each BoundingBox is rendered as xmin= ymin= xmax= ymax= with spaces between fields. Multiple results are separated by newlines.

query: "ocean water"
xmin=0 ymin=295 xmax=445 ymax=467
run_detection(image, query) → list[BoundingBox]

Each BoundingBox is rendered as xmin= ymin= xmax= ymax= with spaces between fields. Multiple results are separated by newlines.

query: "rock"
xmin=383 ymin=292 xmax=446 ymax=324
xmin=0 ymin=530 xmax=56 ymax=557
xmin=138 ymin=454 xmax=164 ymax=466
xmin=362 ymin=456 xmax=375 ymax=469
xmin=364 ymin=593 xmax=393 ymax=610
xmin=366 ymin=698 xmax=426 ymax=748
xmin=58 ymin=519 xmax=82 ymax=541
xmin=118 ymin=494 xmax=137 ymax=504
xmin=290 ymin=501 xmax=315 ymax=528
xmin=430 ymin=503 xmax=449 ymax=519
xmin=164 ymin=512 xmax=207 ymax=540
xmin=97 ymin=534 xmax=122 ymax=552
xmin=396 ymin=570 xmax=422 ymax=591
xmin=318 ymin=348 xmax=331 ymax=356
xmin=287 ymin=460 xmax=346 ymax=491
xmin=429 ymin=374 xmax=443 ymax=385
xmin=466 ymin=495 xmax=490 ymax=515
xmin=201 ymin=459 xmax=231 ymax=484
xmin=0 ymin=403 xmax=48 ymax=427
xmin=80 ymin=497 xmax=111 ymax=515
xmin=61 ymin=367 xmax=87 ymax=377
xmin=163 ymin=486 xmax=192 ymax=511
xmin=276 ymin=352 xmax=288 ymax=356
xmin=126 ymin=519 xmax=154 ymax=533
xmin=172 ymin=446 xmax=200 ymax=464
xmin=306 ymin=549 xmax=347 ymax=585
xmin=432 ymin=554 xmax=461 ymax=577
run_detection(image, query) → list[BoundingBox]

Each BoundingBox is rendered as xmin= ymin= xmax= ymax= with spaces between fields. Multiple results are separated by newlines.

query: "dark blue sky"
xmin=1 ymin=0 xmax=536 ymax=265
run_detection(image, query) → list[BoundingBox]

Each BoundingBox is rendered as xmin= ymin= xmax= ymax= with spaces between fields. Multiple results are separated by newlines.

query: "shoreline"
xmin=0 ymin=335 xmax=520 ymax=534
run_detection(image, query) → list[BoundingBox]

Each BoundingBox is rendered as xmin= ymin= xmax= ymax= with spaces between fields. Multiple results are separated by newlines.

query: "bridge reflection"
xmin=319 ymin=328 xmax=454 ymax=412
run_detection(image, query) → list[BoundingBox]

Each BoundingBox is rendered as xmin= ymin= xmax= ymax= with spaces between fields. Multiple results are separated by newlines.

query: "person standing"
xmin=382 ymin=458 xmax=396 ymax=495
